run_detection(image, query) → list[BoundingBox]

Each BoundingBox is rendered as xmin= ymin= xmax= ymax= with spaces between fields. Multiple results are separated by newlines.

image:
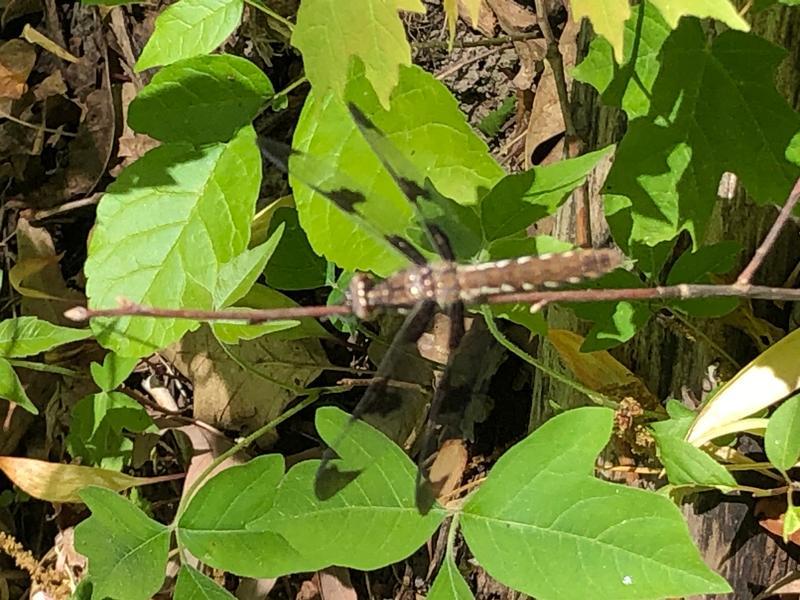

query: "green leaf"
xmin=0 ymin=358 xmax=37 ymax=414
xmin=480 ymin=147 xmax=613 ymax=241
xmin=571 ymin=0 xmax=631 ymax=62
xmin=604 ymin=21 xmax=800 ymax=257
xmin=90 ymin=353 xmax=139 ymax=392
xmin=649 ymin=0 xmax=749 ymax=31
xmin=765 ymin=393 xmax=800 ymax=472
xmin=129 ymin=55 xmax=273 ymax=145
xmin=178 ymin=455 xmax=307 ymax=577
xmin=461 ymin=408 xmax=731 ymax=599
xmin=652 ymin=433 xmax=737 ymax=489
xmin=666 ymin=242 xmax=741 ymax=317
xmin=292 ymin=64 xmax=503 ymax=276
xmin=135 ymin=0 xmax=243 ymax=71
xmin=573 ymin=3 xmax=672 ymax=120
xmin=0 ymin=316 xmax=92 ymax=358
xmin=66 ymin=392 xmax=155 ymax=470
xmin=477 ymin=95 xmax=515 ymax=138
xmin=568 ymin=270 xmax=650 ymax=351
xmin=253 ymin=407 xmax=447 ymax=570
xmin=175 ymin=565 xmax=235 ymax=599
xmin=788 ymin=130 xmax=800 ymax=166
xmin=75 ymin=486 xmax=170 ymax=600
xmin=784 ymin=506 xmax=800 ymax=541
xmin=85 ymin=126 xmax=261 ymax=357
xmin=211 ymin=284 xmax=329 ymax=344
xmin=428 ymin=555 xmax=473 ymax=600
xmin=214 ymin=226 xmax=284 ymax=309
xmin=291 ymin=0 xmax=423 ymax=108
xmin=263 ymin=207 xmax=327 ymax=290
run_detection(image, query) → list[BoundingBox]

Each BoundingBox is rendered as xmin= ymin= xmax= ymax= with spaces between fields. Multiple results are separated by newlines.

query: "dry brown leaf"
xmin=165 ymin=327 xmax=326 ymax=444
xmin=32 ymin=70 xmax=66 ymax=101
xmin=524 ymin=13 xmax=580 ymax=166
xmin=22 ymin=24 xmax=79 ymax=63
xmin=756 ymin=497 xmax=800 ymax=546
xmin=460 ymin=0 xmax=495 ymax=35
xmin=428 ymin=438 xmax=468 ymax=502
xmin=458 ymin=0 xmax=483 ymax=27
xmin=0 ymin=39 xmax=36 ymax=99
xmin=486 ymin=0 xmax=540 ymax=89
xmin=548 ymin=329 xmax=641 ymax=391
xmin=317 ymin=567 xmax=357 ymax=600
xmin=0 ymin=456 xmax=178 ymax=503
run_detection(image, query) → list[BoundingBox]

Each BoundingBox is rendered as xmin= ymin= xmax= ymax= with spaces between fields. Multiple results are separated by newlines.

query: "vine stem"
xmin=480 ymin=306 xmax=619 ymax=410
xmin=244 ymin=0 xmax=294 ymax=31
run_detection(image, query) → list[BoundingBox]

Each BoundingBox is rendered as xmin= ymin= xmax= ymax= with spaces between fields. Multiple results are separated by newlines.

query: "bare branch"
xmin=737 ymin=177 xmax=800 ymax=285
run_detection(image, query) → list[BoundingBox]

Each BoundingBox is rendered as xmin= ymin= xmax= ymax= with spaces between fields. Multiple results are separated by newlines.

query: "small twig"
xmin=436 ymin=48 xmax=496 ymax=80
xmin=737 ymin=177 xmax=800 ymax=285
xmin=19 ymin=194 xmax=101 ymax=222
xmin=413 ymin=31 xmax=541 ymax=51
xmin=0 ymin=110 xmax=77 ymax=137
xmin=337 ymin=377 xmax=429 ymax=394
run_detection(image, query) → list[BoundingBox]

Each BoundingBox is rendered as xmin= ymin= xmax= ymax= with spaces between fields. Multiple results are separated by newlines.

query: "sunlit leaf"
xmin=85 ymin=126 xmax=261 ymax=357
xmin=428 ymin=554 xmax=473 ymax=600
xmin=649 ymin=0 xmax=749 ymax=31
xmin=291 ymin=0 xmax=423 ymax=108
xmin=571 ymin=0 xmax=631 ymax=62
xmin=89 ymin=353 xmax=139 ymax=392
xmin=0 ymin=316 xmax=92 ymax=358
xmin=765 ymin=393 xmax=800 ymax=472
xmin=0 ymin=358 xmax=37 ymax=414
xmin=652 ymin=432 xmax=737 ymax=489
xmin=461 ymin=408 xmax=731 ymax=599
xmin=253 ymin=407 xmax=446 ymax=570
xmin=75 ymin=487 xmax=170 ymax=600
xmin=175 ymin=565 xmax=235 ymax=599
xmin=687 ymin=328 xmax=800 ymax=445
xmin=136 ymin=0 xmax=243 ymax=70
xmin=0 ymin=456 xmax=168 ymax=503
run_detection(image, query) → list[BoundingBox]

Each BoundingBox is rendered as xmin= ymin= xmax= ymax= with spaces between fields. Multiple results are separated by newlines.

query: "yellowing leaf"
xmin=0 ymin=456 xmax=175 ymax=503
xmin=548 ymin=329 xmax=643 ymax=392
xmin=292 ymin=0 xmax=424 ymax=108
xmin=686 ymin=328 xmax=800 ymax=446
xmin=460 ymin=0 xmax=482 ymax=26
xmin=649 ymin=0 xmax=749 ymax=31
xmin=571 ymin=0 xmax=630 ymax=62
xmin=444 ymin=0 xmax=458 ymax=46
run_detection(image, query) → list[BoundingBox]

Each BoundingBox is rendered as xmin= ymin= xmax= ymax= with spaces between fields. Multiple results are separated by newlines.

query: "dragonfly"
xmin=260 ymin=104 xmax=621 ymax=512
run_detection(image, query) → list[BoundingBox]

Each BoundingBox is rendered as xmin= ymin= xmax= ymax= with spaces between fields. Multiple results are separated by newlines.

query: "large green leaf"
xmin=85 ymin=126 xmax=261 ymax=357
xmin=765 ymin=393 xmax=800 ymax=472
xmin=129 ymin=55 xmax=273 ymax=145
xmin=291 ymin=64 xmax=503 ymax=275
xmin=0 ymin=358 xmax=36 ymax=414
xmin=291 ymin=0 xmax=423 ymax=108
xmin=0 ymin=316 xmax=92 ymax=358
xmin=461 ymin=408 xmax=731 ymax=599
xmin=573 ymin=2 xmax=672 ymax=120
xmin=178 ymin=455 xmax=307 ymax=577
xmin=604 ymin=20 xmax=800 ymax=257
xmin=135 ymin=0 xmax=243 ymax=70
xmin=480 ymin=147 xmax=613 ymax=242
xmin=75 ymin=487 xmax=170 ymax=600
xmin=252 ymin=407 xmax=446 ymax=570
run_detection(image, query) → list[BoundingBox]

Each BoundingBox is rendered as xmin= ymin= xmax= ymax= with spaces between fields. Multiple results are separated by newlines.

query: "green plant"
xmin=3 ymin=0 xmax=800 ymax=598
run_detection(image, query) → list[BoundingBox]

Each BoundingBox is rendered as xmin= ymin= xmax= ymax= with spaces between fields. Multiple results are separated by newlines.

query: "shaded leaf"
xmin=85 ymin=126 xmax=261 ymax=357
xmin=461 ymin=408 xmax=731 ymax=599
xmin=130 ymin=54 xmax=273 ymax=145
xmin=263 ymin=207 xmax=327 ymax=290
xmin=75 ymin=487 xmax=170 ymax=600
xmin=136 ymin=0 xmax=243 ymax=70
xmin=666 ymin=241 xmax=740 ymax=317
xmin=653 ymin=433 xmax=737 ymax=489
xmin=90 ymin=353 xmax=139 ymax=392
xmin=428 ymin=554 xmax=473 ymax=600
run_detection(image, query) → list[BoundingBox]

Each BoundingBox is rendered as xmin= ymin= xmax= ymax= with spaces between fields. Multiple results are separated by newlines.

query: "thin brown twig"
xmin=413 ymin=31 xmax=541 ymax=51
xmin=737 ymin=177 xmax=800 ymax=285
xmin=64 ymin=282 xmax=800 ymax=326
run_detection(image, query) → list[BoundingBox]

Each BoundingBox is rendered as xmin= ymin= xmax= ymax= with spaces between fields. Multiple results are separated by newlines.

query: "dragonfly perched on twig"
xmin=260 ymin=104 xmax=621 ymax=512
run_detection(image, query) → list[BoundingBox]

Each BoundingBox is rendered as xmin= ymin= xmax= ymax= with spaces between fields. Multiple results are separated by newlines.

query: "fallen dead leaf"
xmin=9 ymin=254 xmax=69 ymax=301
xmin=524 ymin=10 xmax=580 ymax=166
xmin=22 ymin=24 xmax=79 ymax=63
xmin=460 ymin=0 xmax=495 ymax=35
xmin=0 ymin=39 xmax=36 ymax=99
xmin=428 ymin=438 xmax=468 ymax=503
xmin=486 ymin=0 xmax=541 ymax=90
xmin=297 ymin=567 xmax=356 ymax=600
xmin=32 ymin=70 xmax=66 ymax=101
xmin=0 ymin=455 xmax=181 ymax=503
xmin=756 ymin=497 xmax=800 ymax=546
